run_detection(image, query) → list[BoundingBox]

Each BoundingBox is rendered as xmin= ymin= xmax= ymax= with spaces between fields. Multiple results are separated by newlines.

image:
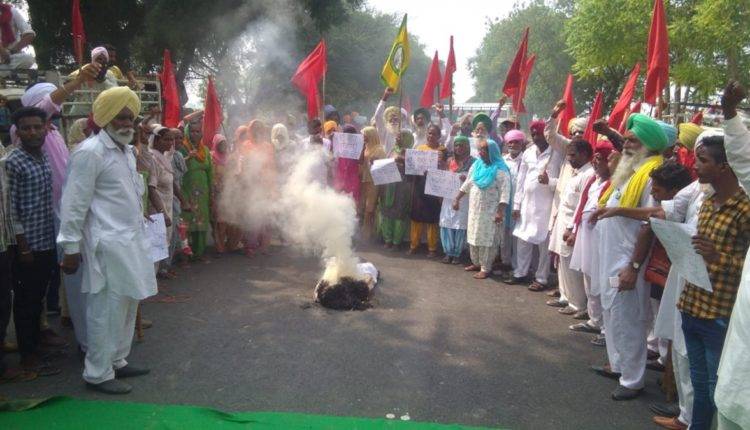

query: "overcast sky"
xmin=367 ymin=0 xmax=514 ymax=103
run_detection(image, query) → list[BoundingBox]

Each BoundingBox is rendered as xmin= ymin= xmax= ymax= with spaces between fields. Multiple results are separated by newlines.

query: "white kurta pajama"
xmin=653 ymin=180 xmax=705 ymax=426
xmin=58 ymin=132 xmax=158 ymax=385
xmin=512 ymin=143 xmax=563 ymax=283
xmin=461 ymin=165 xmax=511 ymax=273
xmin=594 ymin=175 xmax=655 ymax=390
xmin=715 ymin=115 xmax=750 ymax=430
xmin=570 ymin=177 xmax=610 ymax=330
xmin=501 ymin=153 xmax=522 ymax=269
xmin=550 ymin=162 xmax=594 ymax=311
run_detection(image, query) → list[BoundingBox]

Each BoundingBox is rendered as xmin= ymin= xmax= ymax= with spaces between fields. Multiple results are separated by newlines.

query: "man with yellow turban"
xmin=58 ymin=86 xmax=156 ymax=395
xmin=590 ymin=113 xmax=667 ymax=401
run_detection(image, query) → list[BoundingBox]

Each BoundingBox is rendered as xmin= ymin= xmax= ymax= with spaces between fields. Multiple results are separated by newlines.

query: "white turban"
xmin=21 ymin=83 xmax=57 ymax=107
xmin=568 ymin=117 xmax=588 ymax=134
xmin=92 ymin=86 xmax=141 ymax=127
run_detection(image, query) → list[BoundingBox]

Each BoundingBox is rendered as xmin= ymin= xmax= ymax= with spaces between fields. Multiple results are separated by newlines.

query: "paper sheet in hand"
xmin=425 ymin=169 xmax=461 ymax=199
xmin=370 ymin=158 xmax=402 ymax=185
xmin=144 ymin=213 xmax=169 ymax=263
xmin=650 ymin=218 xmax=712 ymax=292
xmin=469 ymin=138 xmax=479 ymax=158
xmin=405 ymin=149 xmax=438 ymax=176
xmin=332 ymin=132 xmax=364 ymax=160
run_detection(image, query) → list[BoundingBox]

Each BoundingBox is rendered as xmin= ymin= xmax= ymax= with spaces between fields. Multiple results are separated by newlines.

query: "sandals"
xmin=464 ymin=264 xmax=481 ymax=272
xmin=528 ymin=281 xmax=549 ymax=292
xmin=473 ymin=271 xmax=490 ymax=280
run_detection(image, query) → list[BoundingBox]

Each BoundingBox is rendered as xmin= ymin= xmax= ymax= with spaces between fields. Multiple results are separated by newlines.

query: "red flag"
xmin=420 ymin=51 xmax=442 ymax=108
xmin=513 ymin=54 xmax=536 ymax=113
xmin=201 ymin=76 xmax=223 ymax=148
xmin=608 ymin=62 xmax=641 ymax=131
xmin=439 ymin=36 xmax=456 ymax=99
xmin=159 ymin=49 xmax=181 ymax=128
xmin=644 ymin=0 xmax=669 ymax=104
xmin=583 ymin=91 xmax=604 ymax=145
xmin=71 ymin=0 xmax=86 ymax=65
xmin=502 ymin=27 xmax=529 ymax=99
xmin=632 ymin=100 xmax=642 ymax=113
xmin=557 ymin=74 xmax=576 ymax=138
xmin=291 ymin=40 xmax=328 ymax=121
xmin=691 ymin=111 xmax=703 ymax=125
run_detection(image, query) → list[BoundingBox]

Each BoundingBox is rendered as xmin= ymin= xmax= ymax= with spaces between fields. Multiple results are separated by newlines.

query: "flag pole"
xmin=398 ymin=81 xmax=404 ymax=134
xmin=319 ymin=71 xmax=326 ymax=125
xmin=449 ymin=81 xmax=454 ymax=123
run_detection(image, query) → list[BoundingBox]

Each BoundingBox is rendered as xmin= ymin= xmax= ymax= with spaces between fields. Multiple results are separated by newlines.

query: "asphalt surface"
xmin=2 ymin=243 xmax=665 ymax=429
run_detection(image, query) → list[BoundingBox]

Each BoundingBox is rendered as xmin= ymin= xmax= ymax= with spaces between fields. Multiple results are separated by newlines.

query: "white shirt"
xmin=512 ymin=144 xmax=563 ymax=244
xmin=549 ymin=162 xmax=594 ymax=256
xmin=57 ymin=132 xmax=157 ymax=300
xmin=715 ymin=115 xmax=750 ymax=428
xmin=6 ymin=7 xmax=34 ymax=46
xmin=569 ymin=177 xmax=609 ymax=287
xmin=594 ymin=174 xmax=655 ymax=319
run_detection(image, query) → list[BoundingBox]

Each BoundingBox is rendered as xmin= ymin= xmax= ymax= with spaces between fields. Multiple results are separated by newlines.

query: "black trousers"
xmin=13 ymin=249 xmax=56 ymax=357
xmin=0 ymin=250 xmax=11 ymax=373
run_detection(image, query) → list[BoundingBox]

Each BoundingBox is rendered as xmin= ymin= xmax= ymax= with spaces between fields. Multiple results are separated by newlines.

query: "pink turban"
xmin=529 ymin=120 xmax=545 ymax=136
xmin=504 ymin=129 xmax=526 ymax=143
xmin=594 ymin=138 xmax=615 ymax=159
xmin=91 ymin=46 xmax=109 ymax=62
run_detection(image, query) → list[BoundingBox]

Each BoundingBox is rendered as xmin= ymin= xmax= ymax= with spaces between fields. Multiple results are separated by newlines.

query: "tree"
xmin=468 ymin=1 xmax=574 ymax=118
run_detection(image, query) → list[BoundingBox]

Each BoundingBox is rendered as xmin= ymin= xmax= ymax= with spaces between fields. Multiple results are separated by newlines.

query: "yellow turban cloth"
xmin=323 ymin=120 xmax=338 ymax=135
xmin=92 ymin=86 xmax=141 ymax=127
xmin=678 ymin=123 xmax=703 ymax=150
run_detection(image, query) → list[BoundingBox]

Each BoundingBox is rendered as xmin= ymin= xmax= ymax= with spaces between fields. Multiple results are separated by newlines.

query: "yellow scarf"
xmin=598 ymin=155 xmax=663 ymax=208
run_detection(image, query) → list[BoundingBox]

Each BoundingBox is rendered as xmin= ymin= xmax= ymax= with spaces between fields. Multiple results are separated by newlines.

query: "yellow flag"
xmin=381 ymin=14 xmax=410 ymax=91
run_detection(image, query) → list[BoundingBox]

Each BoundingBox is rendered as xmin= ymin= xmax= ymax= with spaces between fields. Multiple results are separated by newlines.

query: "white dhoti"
xmin=63 ymin=269 xmax=87 ymax=351
xmin=0 ymin=52 xmax=35 ymax=70
xmin=83 ymin=288 xmax=139 ymax=384
xmin=582 ymin=274 xmax=603 ymax=330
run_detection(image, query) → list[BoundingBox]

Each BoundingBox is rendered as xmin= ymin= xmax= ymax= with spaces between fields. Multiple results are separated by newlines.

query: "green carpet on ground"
xmin=0 ymin=397 xmax=500 ymax=429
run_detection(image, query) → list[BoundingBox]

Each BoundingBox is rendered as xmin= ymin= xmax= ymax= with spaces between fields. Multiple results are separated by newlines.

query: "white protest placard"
xmin=425 ymin=169 xmax=461 ymax=199
xmin=144 ymin=212 xmax=169 ymax=263
xmin=650 ymin=218 xmax=713 ymax=292
xmin=469 ymin=138 xmax=480 ymax=158
xmin=370 ymin=158 xmax=402 ymax=185
xmin=332 ymin=132 xmax=365 ymax=160
xmin=405 ymin=149 xmax=438 ymax=176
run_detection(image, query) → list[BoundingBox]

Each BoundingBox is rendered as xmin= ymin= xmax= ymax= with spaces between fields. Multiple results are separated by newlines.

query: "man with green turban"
xmin=591 ymin=112 xmax=666 ymax=401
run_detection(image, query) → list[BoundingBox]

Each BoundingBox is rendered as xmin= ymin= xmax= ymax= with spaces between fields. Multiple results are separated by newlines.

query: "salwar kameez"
xmin=409 ymin=144 xmax=442 ymax=252
xmin=378 ymin=180 xmax=411 ymax=246
xmin=180 ymin=150 xmax=213 ymax=257
xmin=439 ymin=155 xmax=474 ymax=258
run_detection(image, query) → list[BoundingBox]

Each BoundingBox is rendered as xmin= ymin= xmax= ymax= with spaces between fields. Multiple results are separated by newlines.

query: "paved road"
xmin=4 ymin=243 xmax=664 ymax=429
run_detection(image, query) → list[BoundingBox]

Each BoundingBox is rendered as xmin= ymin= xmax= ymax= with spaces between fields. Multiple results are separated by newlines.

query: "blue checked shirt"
xmin=5 ymin=147 xmax=55 ymax=251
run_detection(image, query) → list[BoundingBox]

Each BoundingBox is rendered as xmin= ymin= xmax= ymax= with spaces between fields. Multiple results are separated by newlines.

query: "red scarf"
xmin=572 ymin=176 xmax=610 ymax=230
xmin=675 ymin=146 xmax=697 ymax=180
xmin=0 ymin=4 xmax=15 ymax=47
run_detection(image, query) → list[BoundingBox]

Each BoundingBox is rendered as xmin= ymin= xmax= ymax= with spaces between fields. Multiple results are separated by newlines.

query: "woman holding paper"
xmin=333 ymin=125 xmax=363 ymax=204
xmin=408 ymin=124 xmax=446 ymax=257
xmin=440 ymin=136 xmax=475 ymax=264
xmin=452 ymin=139 xmax=511 ymax=279
xmin=359 ymin=126 xmax=386 ymax=241
xmin=378 ymin=131 xmax=414 ymax=249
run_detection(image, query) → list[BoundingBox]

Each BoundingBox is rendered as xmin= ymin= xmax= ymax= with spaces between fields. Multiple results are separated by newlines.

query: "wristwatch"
xmin=630 ymin=261 xmax=641 ymax=270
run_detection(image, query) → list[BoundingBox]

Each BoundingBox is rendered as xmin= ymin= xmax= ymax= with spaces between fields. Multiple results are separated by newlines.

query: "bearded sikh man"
xmin=374 ymin=88 xmax=409 ymax=154
xmin=509 ymin=118 xmax=564 ymax=290
xmin=590 ymin=113 xmax=669 ymax=400
xmin=58 ymin=87 xmax=157 ymax=395
xmin=550 ymin=138 xmax=595 ymax=316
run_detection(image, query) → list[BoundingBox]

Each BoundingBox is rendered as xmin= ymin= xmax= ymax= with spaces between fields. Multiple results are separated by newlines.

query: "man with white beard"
xmin=499 ymin=130 xmax=526 ymax=272
xmin=374 ymin=87 xmax=409 ymax=154
xmin=589 ymin=113 xmax=669 ymax=401
xmin=508 ymin=119 xmax=564 ymax=290
xmin=58 ymin=87 xmax=157 ymax=395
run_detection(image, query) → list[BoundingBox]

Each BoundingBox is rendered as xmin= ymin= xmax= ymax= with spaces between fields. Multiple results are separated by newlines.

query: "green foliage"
xmin=469 ymin=1 xmax=574 ymax=117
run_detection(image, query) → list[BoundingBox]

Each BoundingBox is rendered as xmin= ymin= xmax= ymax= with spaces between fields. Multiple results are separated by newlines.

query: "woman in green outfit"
xmin=378 ymin=130 xmax=413 ymax=249
xmin=180 ymin=116 xmax=213 ymax=259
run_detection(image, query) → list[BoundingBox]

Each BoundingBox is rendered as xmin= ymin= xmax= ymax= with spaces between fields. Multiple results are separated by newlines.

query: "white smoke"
xmin=220 ymin=145 xmax=362 ymax=284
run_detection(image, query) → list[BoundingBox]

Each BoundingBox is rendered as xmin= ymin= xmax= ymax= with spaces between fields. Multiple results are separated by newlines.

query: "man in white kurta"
xmin=591 ymin=113 xmax=668 ymax=401
xmin=58 ymin=87 xmax=157 ymax=395
xmin=374 ymin=88 xmax=410 ymax=155
xmin=511 ymin=124 xmax=563 ymax=287
xmin=500 ymin=131 xmax=525 ymax=271
xmin=652 ymin=179 xmax=706 ymax=429
xmin=550 ymin=139 xmax=594 ymax=315
xmin=714 ymin=82 xmax=750 ymax=430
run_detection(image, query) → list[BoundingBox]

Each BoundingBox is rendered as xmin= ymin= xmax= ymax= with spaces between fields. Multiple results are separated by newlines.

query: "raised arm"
xmin=721 ymin=81 xmax=750 ymax=192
